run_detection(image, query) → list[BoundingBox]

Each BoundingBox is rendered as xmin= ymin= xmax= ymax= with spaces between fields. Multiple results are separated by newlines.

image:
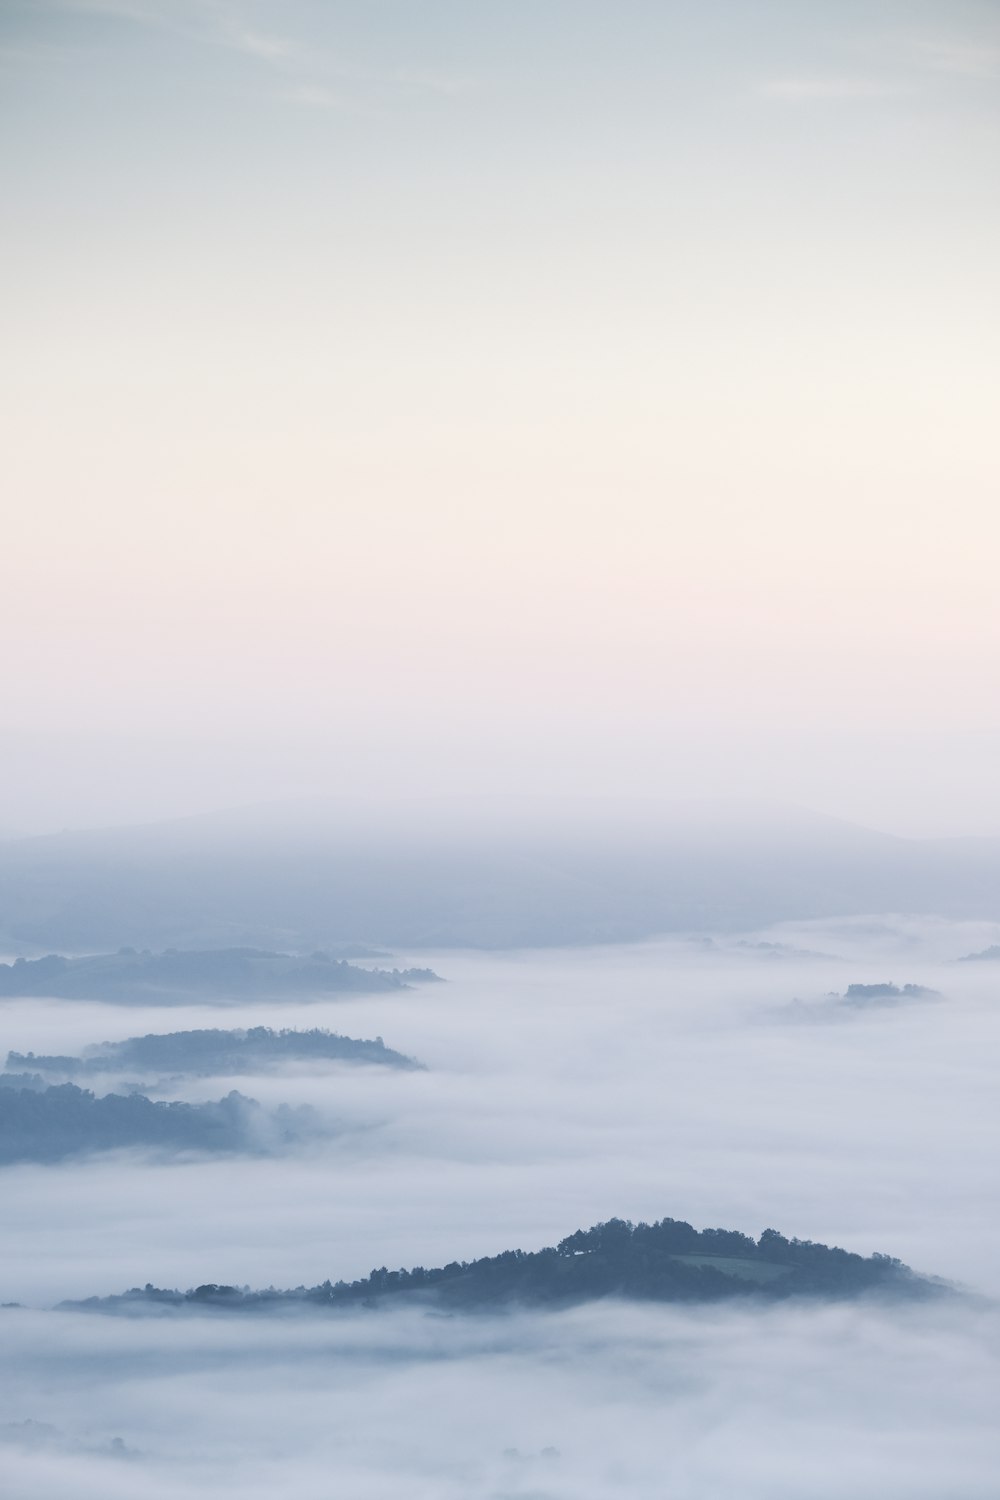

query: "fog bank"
xmin=2 ymin=921 xmax=998 ymax=1304
xmin=2 ymin=1298 xmax=997 ymax=1499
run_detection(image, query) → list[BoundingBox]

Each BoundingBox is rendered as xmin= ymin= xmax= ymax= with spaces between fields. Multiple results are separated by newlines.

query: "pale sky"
xmin=2 ymin=0 xmax=998 ymax=835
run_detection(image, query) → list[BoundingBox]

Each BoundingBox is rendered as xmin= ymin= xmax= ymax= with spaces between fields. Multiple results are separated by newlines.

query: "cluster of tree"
xmin=958 ymin=945 xmax=1000 ymax=962
xmin=7 ymin=1025 xmax=422 ymax=1080
xmin=838 ymin=982 xmax=940 ymax=1006
xmin=0 ymin=1072 xmax=47 ymax=1092
xmin=0 ymin=1420 xmax=135 ymax=1459
xmin=0 ymin=1081 xmax=318 ymax=1163
xmin=734 ymin=939 xmax=831 ymax=959
xmin=0 ymin=948 xmax=441 ymax=1002
xmin=62 ymin=1215 xmax=938 ymax=1314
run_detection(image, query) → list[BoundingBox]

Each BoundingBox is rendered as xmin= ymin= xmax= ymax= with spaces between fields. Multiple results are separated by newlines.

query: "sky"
xmin=2 ymin=0 xmax=998 ymax=835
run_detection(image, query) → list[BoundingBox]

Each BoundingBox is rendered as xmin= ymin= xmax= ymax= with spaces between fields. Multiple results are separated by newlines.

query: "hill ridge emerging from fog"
xmin=0 ymin=948 xmax=441 ymax=1001
xmin=1 ymin=798 xmax=998 ymax=949
xmin=0 ymin=1081 xmax=319 ymax=1163
xmin=60 ymin=1215 xmax=940 ymax=1314
xmin=6 ymin=1025 xmax=423 ymax=1079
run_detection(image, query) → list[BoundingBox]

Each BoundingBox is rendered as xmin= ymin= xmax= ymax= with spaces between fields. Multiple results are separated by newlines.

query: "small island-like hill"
xmin=60 ymin=1215 xmax=943 ymax=1314
xmin=7 ymin=1025 xmax=423 ymax=1080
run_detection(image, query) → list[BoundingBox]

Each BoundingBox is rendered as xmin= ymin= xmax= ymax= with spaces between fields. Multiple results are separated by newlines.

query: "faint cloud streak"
xmin=41 ymin=0 xmax=477 ymax=108
xmin=758 ymin=75 xmax=899 ymax=103
xmin=912 ymin=37 xmax=1000 ymax=79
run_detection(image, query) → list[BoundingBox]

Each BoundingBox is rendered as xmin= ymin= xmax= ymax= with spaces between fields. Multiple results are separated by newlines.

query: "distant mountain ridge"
xmin=60 ymin=1214 xmax=940 ymax=1313
xmin=1 ymin=798 xmax=997 ymax=948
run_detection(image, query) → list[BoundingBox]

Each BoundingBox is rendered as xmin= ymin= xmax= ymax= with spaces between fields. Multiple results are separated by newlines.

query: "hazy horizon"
xmin=9 ymin=780 xmax=1000 ymax=844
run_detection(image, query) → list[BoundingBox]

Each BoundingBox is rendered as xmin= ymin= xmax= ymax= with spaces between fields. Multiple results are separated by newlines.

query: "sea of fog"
xmin=2 ymin=915 xmax=999 ymax=1496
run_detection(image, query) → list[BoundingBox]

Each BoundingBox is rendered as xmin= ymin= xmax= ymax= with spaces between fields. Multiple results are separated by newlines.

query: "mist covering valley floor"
xmin=2 ymin=916 xmax=999 ymax=1496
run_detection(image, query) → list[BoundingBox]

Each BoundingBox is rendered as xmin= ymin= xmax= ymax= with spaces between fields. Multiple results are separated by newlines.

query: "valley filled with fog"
xmin=2 ymin=918 xmax=999 ymax=1496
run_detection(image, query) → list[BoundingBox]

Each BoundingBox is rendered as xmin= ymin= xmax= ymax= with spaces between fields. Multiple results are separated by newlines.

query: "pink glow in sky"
xmin=2 ymin=1 xmax=998 ymax=834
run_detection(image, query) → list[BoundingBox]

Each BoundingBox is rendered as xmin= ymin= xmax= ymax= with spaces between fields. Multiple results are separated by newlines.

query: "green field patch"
xmin=671 ymin=1254 xmax=793 ymax=1283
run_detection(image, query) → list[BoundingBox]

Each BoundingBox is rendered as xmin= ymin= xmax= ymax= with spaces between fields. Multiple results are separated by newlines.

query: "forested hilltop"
xmin=0 ymin=1082 xmax=319 ymax=1163
xmin=0 ymin=948 xmax=441 ymax=1002
xmin=7 ymin=1026 xmax=422 ymax=1080
xmin=62 ymin=1216 xmax=940 ymax=1313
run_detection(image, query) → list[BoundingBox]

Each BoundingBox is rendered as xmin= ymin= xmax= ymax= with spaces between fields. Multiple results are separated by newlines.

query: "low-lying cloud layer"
xmin=2 ymin=1297 xmax=998 ymax=1498
xmin=1 ymin=917 xmax=998 ymax=1493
